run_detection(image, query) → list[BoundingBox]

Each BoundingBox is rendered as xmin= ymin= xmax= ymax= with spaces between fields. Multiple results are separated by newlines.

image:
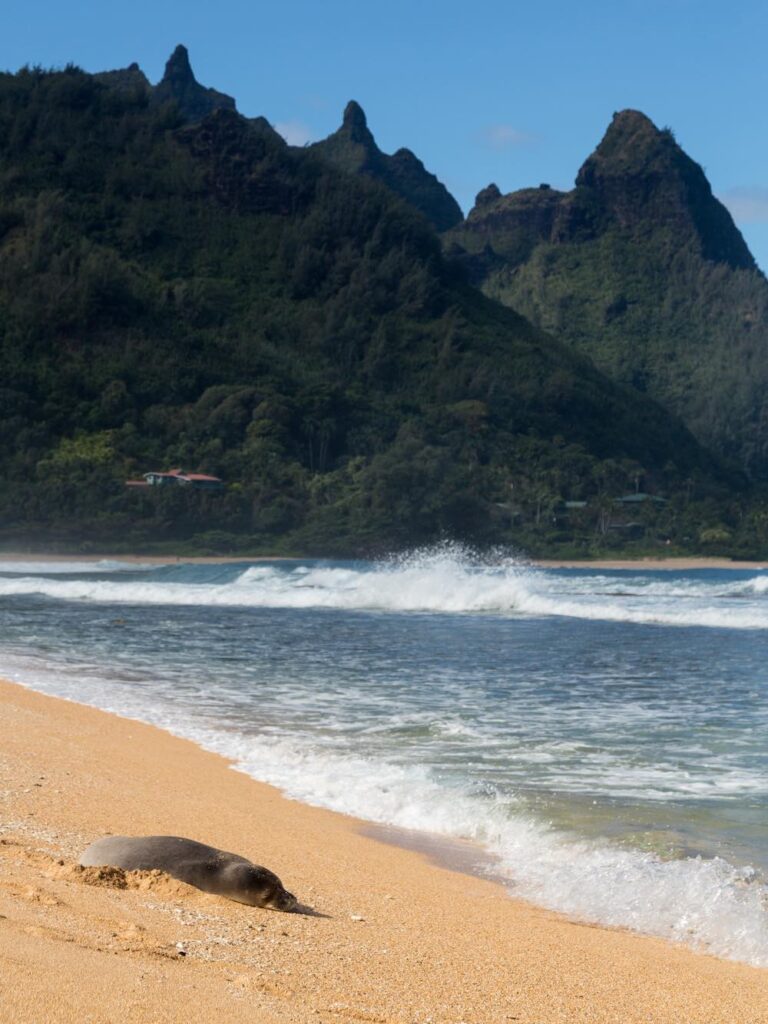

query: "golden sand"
xmin=0 ymin=678 xmax=766 ymax=1023
xmin=0 ymin=552 xmax=765 ymax=570
xmin=535 ymin=557 xmax=766 ymax=570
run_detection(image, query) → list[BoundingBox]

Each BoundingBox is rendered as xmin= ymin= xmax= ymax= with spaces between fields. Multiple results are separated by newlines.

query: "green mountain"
xmin=0 ymin=60 xmax=751 ymax=555
xmin=446 ymin=110 xmax=768 ymax=479
xmin=309 ymin=101 xmax=463 ymax=232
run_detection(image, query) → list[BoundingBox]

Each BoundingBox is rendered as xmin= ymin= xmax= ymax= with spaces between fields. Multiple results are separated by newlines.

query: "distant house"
xmin=126 ymin=468 xmax=224 ymax=490
xmin=174 ymin=472 xmax=224 ymax=490
xmin=143 ymin=471 xmax=183 ymax=487
xmin=607 ymin=520 xmax=645 ymax=535
xmin=605 ymin=493 xmax=667 ymax=537
xmin=553 ymin=500 xmax=588 ymax=521
xmin=613 ymin=493 xmax=667 ymax=506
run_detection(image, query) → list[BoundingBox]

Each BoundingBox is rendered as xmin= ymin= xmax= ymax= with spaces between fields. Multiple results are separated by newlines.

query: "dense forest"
xmin=0 ymin=56 xmax=765 ymax=557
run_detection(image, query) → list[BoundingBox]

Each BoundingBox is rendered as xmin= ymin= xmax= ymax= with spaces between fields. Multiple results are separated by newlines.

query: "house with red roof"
xmin=125 ymin=469 xmax=224 ymax=490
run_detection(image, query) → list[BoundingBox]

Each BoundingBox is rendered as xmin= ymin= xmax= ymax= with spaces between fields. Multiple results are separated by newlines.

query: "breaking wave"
xmin=222 ymin=733 xmax=768 ymax=968
xmin=0 ymin=546 xmax=765 ymax=630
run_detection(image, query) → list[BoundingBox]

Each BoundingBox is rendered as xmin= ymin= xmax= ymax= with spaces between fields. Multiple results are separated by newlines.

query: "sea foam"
xmin=0 ymin=547 xmax=765 ymax=630
xmin=224 ymin=734 xmax=768 ymax=967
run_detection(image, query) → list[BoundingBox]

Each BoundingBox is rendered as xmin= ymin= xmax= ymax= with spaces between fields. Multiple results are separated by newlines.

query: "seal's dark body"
xmin=79 ymin=834 xmax=296 ymax=910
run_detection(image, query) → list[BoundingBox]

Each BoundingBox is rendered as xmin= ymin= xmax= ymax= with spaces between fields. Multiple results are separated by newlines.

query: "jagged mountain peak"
xmin=341 ymin=100 xmax=372 ymax=140
xmin=457 ymin=107 xmax=755 ymax=273
xmin=162 ymin=44 xmax=194 ymax=83
xmin=577 ymin=109 xmax=680 ymax=186
xmin=310 ymin=103 xmax=462 ymax=231
xmin=573 ymin=108 xmax=754 ymax=269
xmin=151 ymin=44 xmax=235 ymax=124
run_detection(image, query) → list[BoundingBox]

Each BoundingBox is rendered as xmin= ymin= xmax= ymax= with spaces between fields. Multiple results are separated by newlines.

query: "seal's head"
xmin=221 ymin=862 xmax=297 ymax=911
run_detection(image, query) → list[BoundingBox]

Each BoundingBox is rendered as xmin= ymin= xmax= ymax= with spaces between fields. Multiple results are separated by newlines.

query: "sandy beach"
xmin=1 ymin=678 xmax=766 ymax=1023
xmin=0 ymin=553 xmax=298 ymax=566
xmin=535 ymin=557 xmax=767 ymax=570
xmin=0 ymin=552 xmax=765 ymax=570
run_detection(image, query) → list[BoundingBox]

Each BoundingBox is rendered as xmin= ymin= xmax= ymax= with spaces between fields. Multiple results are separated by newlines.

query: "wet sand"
xmin=0 ymin=677 xmax=766 ymax=1023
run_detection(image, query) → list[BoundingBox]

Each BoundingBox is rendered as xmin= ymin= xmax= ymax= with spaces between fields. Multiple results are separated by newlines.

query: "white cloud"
xmin=481 ymin=124 xmax=531 ymax=150
xmin=274 ymin=120 xmax=314 ymax=147
xmin=720 ymin=187 xmax=768 ymax=224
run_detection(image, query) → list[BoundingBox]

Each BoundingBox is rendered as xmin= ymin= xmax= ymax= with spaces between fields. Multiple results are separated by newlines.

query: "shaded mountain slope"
xmin=447 ymin=111 xmax=768 ymax=477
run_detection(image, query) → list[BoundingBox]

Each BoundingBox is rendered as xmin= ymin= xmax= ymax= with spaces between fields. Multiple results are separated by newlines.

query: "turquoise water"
xmin=0 ymin=548 xmax=766 ymax=964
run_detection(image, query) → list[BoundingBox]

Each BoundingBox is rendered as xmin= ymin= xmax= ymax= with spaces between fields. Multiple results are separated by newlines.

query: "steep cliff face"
xmin=447 ymin=110 xmax=768 ymax=476
xmin=310 ymin=101 xmax=463 ymax=231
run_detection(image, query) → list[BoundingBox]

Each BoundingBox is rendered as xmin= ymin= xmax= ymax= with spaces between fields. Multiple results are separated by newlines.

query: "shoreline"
xmin=0 ymin=552 xmax=298 ymax=565
xmin=535 ymin=556 xmax=767 ymax=569
xmin=0 ymin=551 xmax=765 ymax=570
xmin=1 ymin=677 xmax=766 ymax=1022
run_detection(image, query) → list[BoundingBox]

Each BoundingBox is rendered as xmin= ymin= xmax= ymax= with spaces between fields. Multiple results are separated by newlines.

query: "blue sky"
xmin=4 ymin=0 xmax=768 ymax=267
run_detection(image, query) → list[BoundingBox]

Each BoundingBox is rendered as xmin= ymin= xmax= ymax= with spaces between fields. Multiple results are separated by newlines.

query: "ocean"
xmin=0 ymin=546 xmax=766 ymax=966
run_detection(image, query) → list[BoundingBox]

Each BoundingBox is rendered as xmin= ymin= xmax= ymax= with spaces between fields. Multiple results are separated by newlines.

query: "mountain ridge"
xmin=94 ymin=43 xmax=238 ymax=124
xmin=309 ymin=101 xmax=463 ymax=232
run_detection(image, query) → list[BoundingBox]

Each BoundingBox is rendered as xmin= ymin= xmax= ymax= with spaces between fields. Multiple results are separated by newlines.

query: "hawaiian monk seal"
xmin=79 ymin=835 xmax=297 ymax=911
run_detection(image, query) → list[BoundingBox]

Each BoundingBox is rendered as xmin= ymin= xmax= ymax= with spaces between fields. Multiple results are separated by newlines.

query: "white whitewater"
xmin=0 ymin=547 xmax=765 ymax=629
